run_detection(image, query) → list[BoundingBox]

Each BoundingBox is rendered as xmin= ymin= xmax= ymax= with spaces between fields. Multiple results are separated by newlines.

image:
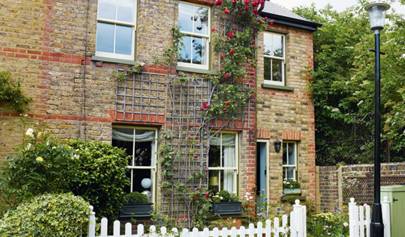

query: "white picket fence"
xmin=87 ymin=200 xmax=307 ymax=237
xmin=348 ymin=197 xmax=391 ymax=237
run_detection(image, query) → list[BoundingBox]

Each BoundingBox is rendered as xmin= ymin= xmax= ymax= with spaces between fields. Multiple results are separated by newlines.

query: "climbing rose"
xmin=211 ymin=27 xmax=217 ymax=32
xmin=232 ymin=0 xmax=237 ymax=4
xmin=226 ymin=31 xmax=235 ymax=39
xmin=229 ymin=48 xmax=235 ymax=56
xmin=201 ymin=102 xmax=210 ymax=110
xmin=215 ymin=0 xmax=223 ymax=6
xmin=224 ymin=7 xmax=230 ymax=14
xmin=223 ymin=72 xmax=232 ymax=80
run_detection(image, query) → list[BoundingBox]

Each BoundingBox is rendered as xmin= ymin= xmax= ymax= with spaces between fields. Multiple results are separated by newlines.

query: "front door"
xmin=256 ymin=142 xmax=268 ymax=213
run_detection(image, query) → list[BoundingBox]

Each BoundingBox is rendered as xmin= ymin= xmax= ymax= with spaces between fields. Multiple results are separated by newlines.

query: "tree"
xmin=294 ymin=4 xmax=405 ymax=165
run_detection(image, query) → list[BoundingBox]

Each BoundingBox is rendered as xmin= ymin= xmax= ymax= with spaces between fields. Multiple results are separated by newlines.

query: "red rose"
xmin=229 ymin=48 xmax=235 ymax=56
xmin=252 ymin=0 xmax=259 ymax=7
xmin=211 ymin=27 xmax=217 ymax=32
xmin=223 ymin=72 xmax=232 ymax=80
xmin=253 ymin=9 xmax=258 ymax=15
xmin=204 ymin=192 xmax=209 ymax=200
xmin=224 ymin=7 xmax=230 ymax=14
xmin=226 ymin=31 xmax=235 ymax=39
xmin=232 ymin=0 xmax=237 ymax=4
xmin=244 ymin=0 xmax=250 ymax=4
xmin=201 ymin=102 xmax=210 ymax=111
xmin=215 ymin=0 xmax=223 ymax=6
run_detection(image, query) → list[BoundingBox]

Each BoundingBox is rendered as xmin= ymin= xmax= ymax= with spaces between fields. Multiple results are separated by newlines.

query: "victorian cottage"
xmin=0 ymin=0 xmax=319 ymax=218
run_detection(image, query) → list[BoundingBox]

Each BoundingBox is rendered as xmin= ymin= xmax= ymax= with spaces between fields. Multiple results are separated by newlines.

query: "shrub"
xmin=1 ymin=129 xmax=130 ymax=219
xmin=1 ymin=132 xmax=79 ymax=204
xmin=124 ymin=192 xmax=149 ymax=205
xmin=308 ymin=212 xmax=349 ymax=237
xmin=0 ymin=71 xmax=31 ymax=112
xmin=68 ymin=139 xmax=130 ymax=218
xmin=0 ymin=193 xmax=90 ymax=237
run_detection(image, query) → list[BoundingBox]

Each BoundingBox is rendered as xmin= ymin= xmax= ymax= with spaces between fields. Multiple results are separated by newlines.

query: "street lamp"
xmin=365 ymin=2 xmax=390 ymax=237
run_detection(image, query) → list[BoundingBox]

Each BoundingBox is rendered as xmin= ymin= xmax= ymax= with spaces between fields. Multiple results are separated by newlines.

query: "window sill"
xmin=261 ymin=83 xmax=294 ymax=92
xmin=92 ymin=55 xmax=136 ymax=65
xmin=176 ymin=65 xmax=215 ymax=75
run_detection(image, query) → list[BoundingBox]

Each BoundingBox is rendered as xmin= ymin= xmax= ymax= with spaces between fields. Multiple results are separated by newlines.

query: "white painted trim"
xmin=177 ymin=1 xmax=211 ymax=71
xmin=263 ymin=32 xmax=286 ymax=86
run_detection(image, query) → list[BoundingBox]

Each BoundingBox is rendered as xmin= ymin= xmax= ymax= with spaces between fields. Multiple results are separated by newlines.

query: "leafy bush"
xmin=1 ymin=129 xmax=130 ymax=219
xmin=0 ymin=193 xmax=90 ymax=237
xmin=211 ymin=190 xmax=239 ymax=203
xmin=67 ymin=139 xmax=130 ymax=218
xmin=1 ymin=131 xmax=79 ymax=204
xmin=0 ymin=71 xmax=31 ymax=112
xmin=124 ymin=192 xmax=149 ymax=205
xmin=283 ymin=179 xmax=301 ymax=189
xmin=308 ymin=212 xmax=349 ymax=237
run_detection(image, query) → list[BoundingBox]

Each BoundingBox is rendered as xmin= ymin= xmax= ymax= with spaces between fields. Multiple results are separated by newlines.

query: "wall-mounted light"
xmin=274 ymin=140 xmax=282 ymax=153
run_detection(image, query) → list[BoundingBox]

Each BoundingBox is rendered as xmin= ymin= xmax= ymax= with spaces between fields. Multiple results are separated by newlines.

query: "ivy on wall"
xmin=0 ymin=71 xmax=31 ymax=113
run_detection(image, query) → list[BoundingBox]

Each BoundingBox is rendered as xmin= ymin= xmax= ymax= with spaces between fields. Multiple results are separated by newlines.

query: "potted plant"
xmin=283 ymin=179 xmax=301 ymax=195
xmin=119 ymin=192 xmax=153 ymax=218
xmin=211 ymin=190 xmax=242 ymax=216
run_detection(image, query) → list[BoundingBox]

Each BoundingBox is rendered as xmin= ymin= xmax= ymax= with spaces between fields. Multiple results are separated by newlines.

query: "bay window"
xmin=178 ymin=2 xmax=210 ymax=70
xmin=263 ymin=32 xmax=286 ymax=86
xmin=112 ymin=127 xmax=157 ymax=203
xmin=282 ymin=142 xmax=297 ymax=181
xmin=208 ymin=133 xmax=238 ymax=194
xmin=96 ymin=0 xmax=136 ymax=60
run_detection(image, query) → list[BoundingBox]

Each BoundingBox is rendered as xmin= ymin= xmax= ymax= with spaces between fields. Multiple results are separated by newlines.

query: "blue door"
xmin=257 ymin=142 xmax=268 ymax=211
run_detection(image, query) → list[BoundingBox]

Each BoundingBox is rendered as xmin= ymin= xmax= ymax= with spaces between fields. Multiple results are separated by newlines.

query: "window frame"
xmin=177 ymin=1 xmax=211 ymax=70
xmin=263 ymin=32 xmax=286 ymax=86
xmin=112 ymin=126 xmax=158 ymax=203
xmin=95 ymin=0 xmax=137 ymax=61
xmin=282 ymin=142 xmax=298 ymax=181
xmin=208 ymin=132 xmax=239 ymax=194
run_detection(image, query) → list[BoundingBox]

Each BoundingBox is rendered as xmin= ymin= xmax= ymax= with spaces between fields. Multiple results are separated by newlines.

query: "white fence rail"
xmin=348 ymin=197 xmax=391 ymax=237
xmin=88 ymin=200 xmax=307 ymax=237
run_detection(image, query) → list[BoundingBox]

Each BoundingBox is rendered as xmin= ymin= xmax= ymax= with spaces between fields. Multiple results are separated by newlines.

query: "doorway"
xmin=256 ymin=141 xmax=268 ymax=213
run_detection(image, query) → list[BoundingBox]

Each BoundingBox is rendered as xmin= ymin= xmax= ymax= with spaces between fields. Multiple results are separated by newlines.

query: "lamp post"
xmin=365 ymin=2 xmax=390 ymax=237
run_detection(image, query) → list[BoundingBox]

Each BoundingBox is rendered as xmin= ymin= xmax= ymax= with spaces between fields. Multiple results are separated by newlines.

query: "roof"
xmin=261 ymin=2 xmax=321 ymax=32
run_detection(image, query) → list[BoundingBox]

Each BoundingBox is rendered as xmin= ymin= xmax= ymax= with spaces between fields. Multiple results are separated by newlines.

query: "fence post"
xmin=349 ymin=198 xmax=359 ymax=237
xmin=291 ymin=200 xmax=305 ymax=237
xmin=87 ymin=206 xmax=96 ymax=237
xmin=382 ymin=196 xmax=391 ymax=237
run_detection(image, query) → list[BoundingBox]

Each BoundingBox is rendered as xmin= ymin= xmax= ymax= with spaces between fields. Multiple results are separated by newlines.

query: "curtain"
xmin=223 ymin=146 xmax=235 ymax=193
xmin=112 ymin=129 xmax=155 ymax=142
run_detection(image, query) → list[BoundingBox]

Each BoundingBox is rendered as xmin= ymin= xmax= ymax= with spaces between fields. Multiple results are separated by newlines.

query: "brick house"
xmin=0 ymin=0 xmax=319 ymax=216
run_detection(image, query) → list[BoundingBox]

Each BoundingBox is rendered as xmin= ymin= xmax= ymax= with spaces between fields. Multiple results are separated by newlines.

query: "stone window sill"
xmin=261 ymin=83 xmax=294 ymax=92
xmin=176 ymin=65 xmax=215 ymax=75
xmin=91 ymin=56 xmax=136 ymax=65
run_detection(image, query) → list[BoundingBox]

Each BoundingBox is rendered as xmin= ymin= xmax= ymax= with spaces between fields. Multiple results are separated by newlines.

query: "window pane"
xmin=98 ymin=0 xmax=116 ymax=20
xmin=179 ymin=4 xmax=208 ymax=35
xmin=272 ymin=59 xmax=283 ymax=82
xmin=178 ymin=4 xmax=194 ymax=32
xmin=112 ymin=127 xmax=134 ymax=164
xmin=272 ymin=35 xmax=284 ymax=57
xmin=284 ymin=167 xmax=295 ymax=180
xmin=282 ymin=143 xmax=287 ymax=165
xmin=115 ymin=25 xmax=133 ymax=55
xmin=209 ymin=145 xmax=220 ymax=167
xmin=179 ymin=36 xmax=192 ymax=63
xmin=116 ymin=0 xmax=135 ymax=23
xmin=96 ymin=23 xmax=114 ymax=53
xmin=221 ymin=170 xmax=235 ymax=193
xmin=131 ymin=168 xmax=152 ymax=199
xmin=222 ymin=134 xmax=236 ymax=169
xmin=209 ymin=170 xmax=220 ymax=193
xmin=134 ymin=131 xmax=154 ymax=167
xmin=264 ymin=57 xmax=271 ymax=81
xmin=191 ymin=37 xmax=206 ymax=65
xmin=287 ymin=143 xmax=296 ymax=165
xmin=264 ymin=33 xmax=284 ymax=57
xmin=194 ymin=7 xmax=208 ymax=35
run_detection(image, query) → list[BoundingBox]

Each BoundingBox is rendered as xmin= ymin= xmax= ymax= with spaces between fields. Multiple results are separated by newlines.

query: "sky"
xmin=274 ymin=0 xmax=405 ymax=16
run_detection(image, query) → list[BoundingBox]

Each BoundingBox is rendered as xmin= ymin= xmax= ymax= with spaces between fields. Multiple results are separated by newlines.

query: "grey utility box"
xmin=381 ymin=185 xmax=405 ymax=237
